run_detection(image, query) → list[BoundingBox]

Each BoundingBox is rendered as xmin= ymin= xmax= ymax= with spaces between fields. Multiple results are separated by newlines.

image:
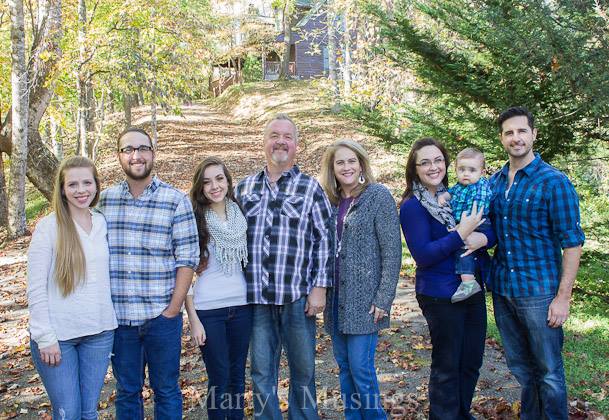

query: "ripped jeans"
xmin=31 ymin=329 xmax=114 ymax=420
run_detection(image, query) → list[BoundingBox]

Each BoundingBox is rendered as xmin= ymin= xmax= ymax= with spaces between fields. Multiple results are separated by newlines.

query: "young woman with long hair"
xmin=27 ymin=156 xmax=117 ymax=419
xmin=185 ymin=156 xmax=251 ymax=420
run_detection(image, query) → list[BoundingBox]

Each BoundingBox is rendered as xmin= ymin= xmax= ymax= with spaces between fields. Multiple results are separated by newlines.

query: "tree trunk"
xmin=124 ymin=93 xmax=132 ymax=128
xmin=0 ymin=155 xmax=8 ymax=226
xmin=77 ymin=0 xmax=95 ymax=158
xmin=8 ymin=0 xmax=29 ymax=238
xmin=50 ymin=115 xmax=63 ymax=160
xmin=342 ymin=6 xmax=352 ymax=99
xmin=0 ymin=0 xmax=62 ymax=202
xmin=279 ymin=1 xmax=294 ymax=80
xmin=150 ymin=98 xmax=158 ymax=147
xmin=327 ymin=0 xmax=340 ymax=112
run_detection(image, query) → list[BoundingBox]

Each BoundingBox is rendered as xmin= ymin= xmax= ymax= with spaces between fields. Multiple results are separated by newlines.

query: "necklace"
xmin=335 ymin=197 xmax=357 ymax=258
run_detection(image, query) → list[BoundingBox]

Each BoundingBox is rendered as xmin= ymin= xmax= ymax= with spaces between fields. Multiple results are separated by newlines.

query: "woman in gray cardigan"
xmin=320 ymin=140 xmax=402 ymax=420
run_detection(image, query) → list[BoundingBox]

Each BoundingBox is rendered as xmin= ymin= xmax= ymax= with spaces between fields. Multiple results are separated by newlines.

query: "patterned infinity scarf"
xmin=412 ymin=181 xmax=456 ymax=229
xmin=205 ymin=199 xmax=248 ymax=274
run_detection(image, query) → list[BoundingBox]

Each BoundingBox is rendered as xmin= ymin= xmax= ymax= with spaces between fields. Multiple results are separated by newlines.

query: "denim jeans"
xmin=31 ymin=329 xmax=114 ymax=420
xmin=331 ymin=331 xmax=386 ymax=420
xmin=196 ymin=305 xmax=253 ymax=420
xmin=112 ymin=313 xmax=183 ymax=420
xmin=249 ymin=297 xmax=319 ymax=420
xmin=455 ymin=220 xmax=491 ymax=276
xmin=492 ymin=293 xmax=567 ymax=420
xmin=417 ymin=292 xmax=486 ymax=420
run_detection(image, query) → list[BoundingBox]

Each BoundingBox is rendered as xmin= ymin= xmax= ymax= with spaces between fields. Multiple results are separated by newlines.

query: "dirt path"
xmin=0 ymin=97 xmax=520 ymax=419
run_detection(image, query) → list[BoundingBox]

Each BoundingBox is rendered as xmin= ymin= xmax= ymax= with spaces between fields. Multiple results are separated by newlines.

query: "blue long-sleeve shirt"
xmin=400 ymin=196 xmax=496 ymax=298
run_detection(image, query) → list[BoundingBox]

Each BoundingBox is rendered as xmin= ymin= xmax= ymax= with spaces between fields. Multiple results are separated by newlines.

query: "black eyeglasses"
xmin=119 ymin=145 xmax=153 ymax=154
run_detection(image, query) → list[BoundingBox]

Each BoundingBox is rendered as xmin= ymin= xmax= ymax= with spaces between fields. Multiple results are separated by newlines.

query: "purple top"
xmin=334 ymin=196 xmax=354 ymax=297
xmin=399 ymin=196 xmax=496 ymax=298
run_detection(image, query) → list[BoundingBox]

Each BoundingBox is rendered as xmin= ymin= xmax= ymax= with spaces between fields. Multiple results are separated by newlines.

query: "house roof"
xmin=295 ymin=0 xmax=327 ymax=28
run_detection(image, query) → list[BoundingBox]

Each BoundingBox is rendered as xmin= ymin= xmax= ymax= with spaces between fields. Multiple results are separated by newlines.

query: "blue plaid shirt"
xmin=235 ymin=166 xmax=332 ymax=305
xmin=489 ymin=155 xmax=584 ymax=297
xmin=448 ymin=177 xmax=491 ymax=222
xmin=98 ymin=176 xmax=199 ymax=325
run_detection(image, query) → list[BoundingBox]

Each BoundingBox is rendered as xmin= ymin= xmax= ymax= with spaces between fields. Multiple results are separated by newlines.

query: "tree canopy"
xmin=365 ymin=0 xmax=609 ymax=162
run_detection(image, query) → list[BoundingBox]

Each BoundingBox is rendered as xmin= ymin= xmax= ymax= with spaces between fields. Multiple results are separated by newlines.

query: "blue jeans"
xmin=492 ymin=293 xmax=567 ymax=420
xmin=31 ymin=329 xmax=114 ymax=420
xmin=112 ymin=313 xmax=183 ymax=420
xmin=455 ymin=220 xmax=491 ymax=276
xmin=331 ymin=331 xmax=386 ymax=420
xmin=196 ymin=305 xmax=253 ymax=420
xmin=249 ymin=297 xmax=319 ymax=420
xmin=417 ymin=292 xmax=486 ymax=420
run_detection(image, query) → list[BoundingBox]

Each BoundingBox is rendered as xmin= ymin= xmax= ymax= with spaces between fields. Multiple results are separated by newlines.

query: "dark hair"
xmin=117 ymin=127 xmax=153 ymax=151
xmin=497 ymin=106 xmax=535 ymax=133
xmin=190 ymin=157 xmax=238 ymax=268
xmin=401 ymin=137 xmax=450 ymax=204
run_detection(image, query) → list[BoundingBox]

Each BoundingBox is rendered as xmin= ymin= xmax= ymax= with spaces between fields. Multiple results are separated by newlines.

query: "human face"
xmin=264 ymin=120 xmax=297 ymax=167
xmin=63 ymin=167 xmax=97 ymax=212
xmin=333 ymin=147 xmax=362 ymax=192
xmin=456 ymin=157 xmax=484 ymax=186
xmin=500 ymin=115 xmax=536 ymax=160
xmin=415 ymin=145 xmax=446 ymax=193
xmin=118 ymin=132 xmax=154 ymax=181
xmin=202 ymin=164 xmax=229 ymax=204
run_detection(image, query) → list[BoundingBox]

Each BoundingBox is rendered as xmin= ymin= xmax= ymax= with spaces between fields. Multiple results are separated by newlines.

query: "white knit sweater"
xmin=27 ymin=212 xmax=117 ymax=348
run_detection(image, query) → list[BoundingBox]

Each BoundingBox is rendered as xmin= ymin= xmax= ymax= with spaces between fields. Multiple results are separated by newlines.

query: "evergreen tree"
xmin=369 ymin=0 xmax=609 ymax=161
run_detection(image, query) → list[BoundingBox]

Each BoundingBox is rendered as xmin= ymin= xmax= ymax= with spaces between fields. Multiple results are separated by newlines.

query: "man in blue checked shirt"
xmin=235 ymin=114 xmax=332 ymax=420
xmin=489 ymin=107 xmax=584 ymax=420
xmin=97 ymin=127 xmax=199 ymax=420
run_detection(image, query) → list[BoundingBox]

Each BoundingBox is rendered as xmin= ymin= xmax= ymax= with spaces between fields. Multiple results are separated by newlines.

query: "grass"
xmin=25 ymin=190 xmax=49 ymax=222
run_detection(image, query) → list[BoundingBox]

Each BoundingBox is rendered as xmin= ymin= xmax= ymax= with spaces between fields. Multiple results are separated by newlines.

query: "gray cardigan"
xmin=324 ymin=183 xmax=402 ymax=335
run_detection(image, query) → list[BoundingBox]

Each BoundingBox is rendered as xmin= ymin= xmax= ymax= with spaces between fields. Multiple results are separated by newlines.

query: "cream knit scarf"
xmin=205 ymin=199 xmax=248 ymax=274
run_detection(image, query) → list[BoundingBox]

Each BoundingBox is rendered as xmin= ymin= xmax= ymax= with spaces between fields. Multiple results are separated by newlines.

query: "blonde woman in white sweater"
xmin=27 ymin=156 xmax=117 ymax=420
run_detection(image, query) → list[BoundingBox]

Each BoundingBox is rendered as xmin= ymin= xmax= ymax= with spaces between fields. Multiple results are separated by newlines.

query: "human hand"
xmin=190 ymin=319 xmax=207 ymax=347
xmin=456 ymin=201 xmax=484 ymax=240
xmin=369 ymin=305 xmax=388 ymax=324
xmin=437 ymin=192 xmax=451 ymax=207
xmin=305 ymin=287 xmax=326 ymax=317
xmin=162 ymin=307 xmax=181 ymax=318
xmin=39 ymin=342 xmax=61 ymax=366
xmin=460 ymin=232 xmax=489 ymax=257
xmin=547 ymin=295 xmax=570 ymax=328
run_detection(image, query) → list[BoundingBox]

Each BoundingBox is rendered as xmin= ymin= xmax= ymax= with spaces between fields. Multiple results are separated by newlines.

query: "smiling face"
xmin=263 ymin=119 xmax=297 ymax=168
xmin=202 ymin=164 xmax=229 ymax=205
xmin=63 ymin=166 xmax=97 ymax=212
xmin=333 ymin=146 xmax=362 ymax=192
xmin=456 ymin=156 xmax=484 ymax=186
xmin=117 ymin=131 xmax=155 ymax=181
xmin=500 ymin=115 xmax=536 ymax=160
xmin=415 ymin=145 xmax=447 ymax=193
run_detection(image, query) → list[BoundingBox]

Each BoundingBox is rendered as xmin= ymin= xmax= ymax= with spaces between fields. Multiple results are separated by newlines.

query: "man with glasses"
xmin=98 ymin=127 xmax=199 ymax=420
xmin=489 ymin=107 xmax=584 ymax=419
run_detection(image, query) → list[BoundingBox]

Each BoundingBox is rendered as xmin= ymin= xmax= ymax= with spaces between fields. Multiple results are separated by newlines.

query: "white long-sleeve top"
xmin=27 ymin=211 xmax=117 ymax=348
xmin=190 ymin=243 xmax=248 ymax=310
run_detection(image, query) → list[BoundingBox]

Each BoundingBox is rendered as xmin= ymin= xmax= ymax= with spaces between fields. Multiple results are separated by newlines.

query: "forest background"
xmin=1 ymin=0 xmax=609 ymax=417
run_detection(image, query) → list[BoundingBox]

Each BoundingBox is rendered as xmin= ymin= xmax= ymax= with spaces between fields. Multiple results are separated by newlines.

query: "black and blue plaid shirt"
xmin=235 ymin=166 xmax=332 ymax=305
xmin=489 ymin=154 xmax=585 ymax=297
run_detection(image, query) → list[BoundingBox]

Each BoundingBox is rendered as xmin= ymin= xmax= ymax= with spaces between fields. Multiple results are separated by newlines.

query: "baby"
xmin=438 ymin=147 xmax=492 ymax=303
